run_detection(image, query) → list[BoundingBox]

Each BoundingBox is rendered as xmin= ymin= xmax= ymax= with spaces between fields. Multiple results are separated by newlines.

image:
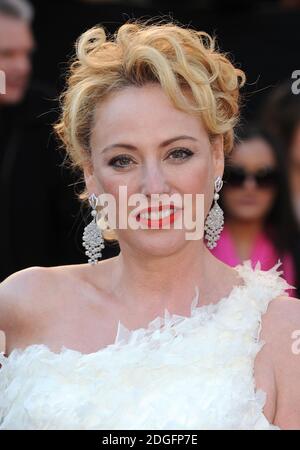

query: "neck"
xmin=110 ymin=239 xmax=235 ymax=315
xmin=225 ymin=218 xmax=264 ymax=262
xmin=226 ymin=218 xmax=263 ymax=242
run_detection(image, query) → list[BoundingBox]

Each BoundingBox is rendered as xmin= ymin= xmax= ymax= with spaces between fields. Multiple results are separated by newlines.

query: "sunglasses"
xmin=224 ymin=165 xmax=279 ymax=188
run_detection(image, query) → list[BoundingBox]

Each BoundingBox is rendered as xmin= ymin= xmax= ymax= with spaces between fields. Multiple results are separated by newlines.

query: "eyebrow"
xmin=100 ymin=135 xmax=198 ymax=154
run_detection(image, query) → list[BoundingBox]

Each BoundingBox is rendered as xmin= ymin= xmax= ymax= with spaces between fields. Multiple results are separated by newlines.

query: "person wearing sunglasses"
xmin=210 ymin=127 xmax=298 ymax=296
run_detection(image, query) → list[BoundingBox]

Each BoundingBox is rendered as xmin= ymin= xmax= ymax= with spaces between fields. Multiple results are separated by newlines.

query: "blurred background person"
xmin=0 ymin=0 xmax=120 ymax=285
xmin=0 ymin=0 xmax=114 ymax=351
xmin=260 ymin=80 xmax=300 ymax=224
xmin=209 ymin=126 xmax=299 ymax=297
xmin=0 ymin=0 xmax=33 ymax=104
xmin=260 ymin=81 xmax=300 ymax=300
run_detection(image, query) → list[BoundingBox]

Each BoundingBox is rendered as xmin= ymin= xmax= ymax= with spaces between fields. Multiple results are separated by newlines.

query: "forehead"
xmin=231 ymin=138 xmax=276 ymax=167
xmin=0 ymin=15 xmax=33 ymax=48
xmin=91 ymin=84 xmax=208 ymax=148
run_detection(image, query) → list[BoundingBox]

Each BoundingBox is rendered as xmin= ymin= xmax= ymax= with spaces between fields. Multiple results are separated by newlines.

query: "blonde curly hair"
xmin=54 ymin=18 xmax=245 ymax=240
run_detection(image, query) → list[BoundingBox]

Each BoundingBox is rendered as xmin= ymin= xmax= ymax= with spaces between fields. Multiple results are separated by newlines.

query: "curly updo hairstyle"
xmin=54 ymin=18 xmax=245 ymax=240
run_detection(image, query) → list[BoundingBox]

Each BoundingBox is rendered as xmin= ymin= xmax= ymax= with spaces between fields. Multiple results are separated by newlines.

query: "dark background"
xmin=30 ymin=0 xmax=300 ymax=122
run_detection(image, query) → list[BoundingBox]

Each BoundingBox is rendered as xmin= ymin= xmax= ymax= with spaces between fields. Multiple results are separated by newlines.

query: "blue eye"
xmin=167 ymin=148 xmax=194 ymax=160
xmin=108 ymin=155 xmax=135 ymax=168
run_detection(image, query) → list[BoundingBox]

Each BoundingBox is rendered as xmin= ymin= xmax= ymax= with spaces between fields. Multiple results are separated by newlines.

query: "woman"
xmin=0 ymin=20 xmax=300 ymax=430
xmin=210 ymin=127 xmax=298 ymax=296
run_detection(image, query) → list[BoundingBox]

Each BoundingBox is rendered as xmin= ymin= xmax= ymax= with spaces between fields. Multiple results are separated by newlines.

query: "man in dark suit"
xmin=0 ymin=0 xmax=119 ymax=282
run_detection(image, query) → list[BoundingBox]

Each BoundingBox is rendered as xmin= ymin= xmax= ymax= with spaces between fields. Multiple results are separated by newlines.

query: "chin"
xmin=236 ymin=211 xmax=265 ymax=221
xmin=121 ymin=229 xmax=190 ymax=257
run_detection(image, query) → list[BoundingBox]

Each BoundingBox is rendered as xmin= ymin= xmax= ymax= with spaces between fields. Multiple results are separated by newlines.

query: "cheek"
xmin=183 ymin=165 xmax=208 ymax=191
xmin=177 ymin=161 xmax=213 ymax=218
xmin=178 ymin=154 xmax=213 ymax=192
xmin=257 ymin=189 xmax=276 ymax=207
xmin=93 ymin=162 xmax=129 ymax=197
xmin=99 ymin=176 xmax=122 ymax=197
xmin=94 ymin=168 xmax=140 ymax=223
xmin=222 ymin=189 xmax=241 ymax=211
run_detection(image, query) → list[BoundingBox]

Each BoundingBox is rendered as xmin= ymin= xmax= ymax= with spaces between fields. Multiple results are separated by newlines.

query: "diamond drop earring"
xmin=82 ymin=193 xmax=105 ymax=265
xmin=204 ymin=176 xmax=224 ymax=249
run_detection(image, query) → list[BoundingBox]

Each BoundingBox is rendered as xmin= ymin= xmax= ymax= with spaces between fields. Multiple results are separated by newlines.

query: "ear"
xmin=211 ymin=135 xmax=224 ymax=179
xmin=83 ymin=161 xmax=101 ymax=196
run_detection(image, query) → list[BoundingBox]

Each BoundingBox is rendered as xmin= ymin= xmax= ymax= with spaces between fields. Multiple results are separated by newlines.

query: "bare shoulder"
xmin=261 ymin=294 xmax=300 ymax=338
xmin=259 ymin=294 xmax=300 ymax=362
xmin=0 ymin=266 xmax=58 ymax=332
xmin=0 ymin=259 xmax=119 ymax=355
xmin=0 ymin=257 xmax=117 ymax=332
xmin=260 ymin=295 xmax=300 ymax=428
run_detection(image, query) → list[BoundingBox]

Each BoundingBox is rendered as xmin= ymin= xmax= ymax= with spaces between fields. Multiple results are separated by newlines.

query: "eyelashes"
xmin=108 ymin=155 xmax=134 ymax=168
xmin=108 ymin=147 xmax=194 ymax=169
xmin=168 ymin=148 xmax=194 ymax=160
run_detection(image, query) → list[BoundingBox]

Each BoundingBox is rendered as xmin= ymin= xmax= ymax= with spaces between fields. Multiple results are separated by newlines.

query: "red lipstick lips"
xmin=136 ymin=204 xmax=181 ymax=228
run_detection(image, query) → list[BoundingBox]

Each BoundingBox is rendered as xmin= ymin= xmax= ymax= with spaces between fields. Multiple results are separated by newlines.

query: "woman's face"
xmin=222 ymin=138 xmax=278 ymax=223
xmin=84 ymin=83 xmax=224 ymax=256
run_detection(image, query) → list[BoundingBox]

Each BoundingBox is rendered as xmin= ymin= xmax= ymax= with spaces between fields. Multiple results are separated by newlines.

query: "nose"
xmin=244 ymin=175 xmax=257 ymax=190
xmin=140 ymin=161 xmax=171 ymax=199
